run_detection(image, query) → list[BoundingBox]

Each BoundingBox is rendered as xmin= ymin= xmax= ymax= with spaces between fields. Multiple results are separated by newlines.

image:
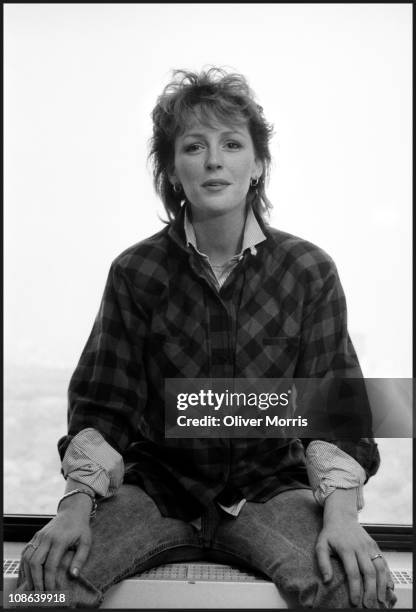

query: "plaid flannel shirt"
xmin=58 ymin=205 xmax=380 ymax=521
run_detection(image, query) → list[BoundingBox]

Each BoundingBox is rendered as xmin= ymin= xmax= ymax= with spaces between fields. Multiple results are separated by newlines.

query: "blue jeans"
xmin=16 ymin=485 xmax=393 ymax=608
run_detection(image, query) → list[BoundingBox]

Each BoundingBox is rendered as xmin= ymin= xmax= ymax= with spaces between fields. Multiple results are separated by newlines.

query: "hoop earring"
xmin=173 ymin=183 xmax=182 ymax=194
xmin=250 ymin=177 xmax=259 ymax=188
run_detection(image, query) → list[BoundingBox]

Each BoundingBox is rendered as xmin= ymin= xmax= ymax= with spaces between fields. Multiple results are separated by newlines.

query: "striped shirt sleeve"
xmin=62 ymin=427 xmax=124 ymax=497
xmin=305 ymin=440 xmax=366 ymax=511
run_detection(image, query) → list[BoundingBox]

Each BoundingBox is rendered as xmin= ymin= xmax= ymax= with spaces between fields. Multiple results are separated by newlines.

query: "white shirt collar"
xmin=184 ymin=205 xmax=266 ymax=259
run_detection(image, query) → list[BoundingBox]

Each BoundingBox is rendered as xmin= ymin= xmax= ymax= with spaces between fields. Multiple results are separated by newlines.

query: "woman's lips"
xmin=201 ymin=181 xmax=231 ymax=191
xmin=202 ymin=184 xmax=230 ymax=191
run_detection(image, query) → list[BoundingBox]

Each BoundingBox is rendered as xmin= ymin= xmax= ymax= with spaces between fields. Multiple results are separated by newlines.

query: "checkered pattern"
xmin=58 ymin=205 xmax=380 ymax=521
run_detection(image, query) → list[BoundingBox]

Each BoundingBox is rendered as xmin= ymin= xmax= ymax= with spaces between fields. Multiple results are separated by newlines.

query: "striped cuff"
xmin=62 ymin=428 xmax=124 ymax=497
xmin=305 ymin=440 xmax=366 ymax=511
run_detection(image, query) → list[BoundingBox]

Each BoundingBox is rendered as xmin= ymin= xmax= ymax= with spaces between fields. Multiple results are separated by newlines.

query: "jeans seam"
xmin=100 ymin=539 xmax=204 ymax=591
xmin=208 ymin=544 xmax=270 ymax=577
xmin=206 ymin=543 xmax=295 ymax=604
xmin=72 ymin=572 xmax=105 ymax=607
xmin=209 ymin=538 xmax=311 ymax=586
xmin=200 ymin=502 xmax=221 ymax=547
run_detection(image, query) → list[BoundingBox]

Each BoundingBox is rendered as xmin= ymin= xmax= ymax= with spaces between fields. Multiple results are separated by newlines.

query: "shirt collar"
xmin=184 ymin=205 xmax=267 ymax=259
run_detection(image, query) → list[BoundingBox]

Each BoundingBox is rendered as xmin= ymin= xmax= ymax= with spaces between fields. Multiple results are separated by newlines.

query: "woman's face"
xmin=170 ymin=113 xmax=262 ymax=219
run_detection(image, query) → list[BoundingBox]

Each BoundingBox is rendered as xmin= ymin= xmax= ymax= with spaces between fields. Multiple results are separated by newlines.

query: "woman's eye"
xmin=184 ymin=143 xmax=204 ymax=153
xmin=225 ymin=141 xmax=242 ymax=150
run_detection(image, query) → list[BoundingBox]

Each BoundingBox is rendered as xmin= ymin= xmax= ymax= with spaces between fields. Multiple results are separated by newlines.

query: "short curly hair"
xmin=149 ymin=67 xmax=274 ymax=221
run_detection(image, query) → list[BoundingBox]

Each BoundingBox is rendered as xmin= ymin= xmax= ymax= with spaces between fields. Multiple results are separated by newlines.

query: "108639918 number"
xmin=6 ymin=592 xmax=68 ymax=606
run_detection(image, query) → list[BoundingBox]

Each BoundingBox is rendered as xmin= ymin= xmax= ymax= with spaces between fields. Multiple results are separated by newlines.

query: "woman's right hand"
xmin=21 ymin=494 xmax=93 ymax=592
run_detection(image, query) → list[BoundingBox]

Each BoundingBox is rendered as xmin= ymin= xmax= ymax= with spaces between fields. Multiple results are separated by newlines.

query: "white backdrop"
xmin=5 ymin=3 xmax=412 ymax=377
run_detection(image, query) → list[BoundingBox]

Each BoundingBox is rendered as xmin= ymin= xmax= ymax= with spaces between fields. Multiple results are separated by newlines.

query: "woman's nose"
xmin=205 ymin=147 xmax=223 ymax=169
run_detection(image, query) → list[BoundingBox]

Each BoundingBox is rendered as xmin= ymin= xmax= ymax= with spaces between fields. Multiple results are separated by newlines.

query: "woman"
xmin=16 ymin=67 xmax=396 ymax=609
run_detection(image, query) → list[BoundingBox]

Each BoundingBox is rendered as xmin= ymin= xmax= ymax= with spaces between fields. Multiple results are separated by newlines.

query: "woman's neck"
xmin=190 ymin=205 xmax=247 ymax=266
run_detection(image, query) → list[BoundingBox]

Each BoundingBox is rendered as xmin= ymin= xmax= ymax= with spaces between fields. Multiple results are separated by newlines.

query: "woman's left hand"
xmin=315 ymin=489 xmax=397 ymax=608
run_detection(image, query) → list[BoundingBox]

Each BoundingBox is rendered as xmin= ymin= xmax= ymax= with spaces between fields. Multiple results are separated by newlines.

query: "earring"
xmin=250 ymin=177 xmax=259 ymax=188
xmin=173 ymin=183 xmax=182 ymax=194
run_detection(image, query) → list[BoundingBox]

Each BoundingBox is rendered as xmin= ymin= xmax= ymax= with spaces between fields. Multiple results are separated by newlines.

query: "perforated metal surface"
xmin=392 ymin=569 xmax=413 ymax=585
xmin=3 ymin=560 xmax=20 ymax=577
xmin=137 ymin=563 xmax=267 ymax=582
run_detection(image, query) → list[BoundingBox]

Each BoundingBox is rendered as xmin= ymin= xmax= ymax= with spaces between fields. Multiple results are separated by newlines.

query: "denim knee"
xmin=12 ymin=549 xmax=103 ymax=609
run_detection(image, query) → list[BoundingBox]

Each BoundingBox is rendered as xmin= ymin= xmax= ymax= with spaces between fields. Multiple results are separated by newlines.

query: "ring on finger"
xmin=370 ymin=553 xmax=383 ymax=562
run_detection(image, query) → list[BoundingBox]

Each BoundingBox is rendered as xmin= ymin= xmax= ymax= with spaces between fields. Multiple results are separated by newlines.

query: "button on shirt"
xmin=59 ymin=205 xmax=379 ymax=521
